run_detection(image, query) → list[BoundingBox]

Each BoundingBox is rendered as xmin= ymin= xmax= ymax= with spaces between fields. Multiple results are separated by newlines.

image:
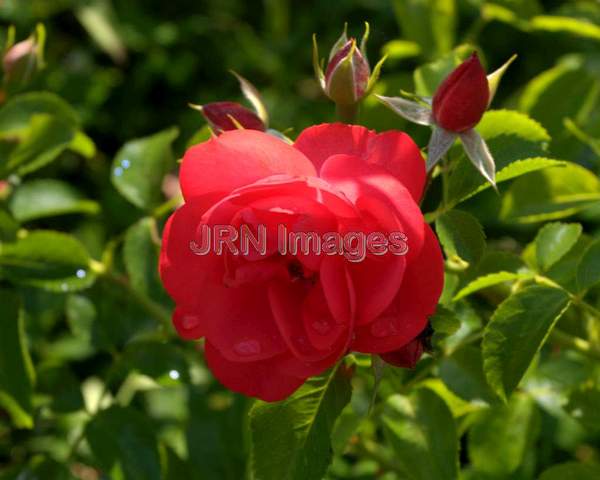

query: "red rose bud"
xmin=199 ymin=101 xmax=266 ymax=132
xmin=324 ymin=38 xmax=370 ymax=105
xmin=432 ymin=53 xmax=489 ymax=133
xmin=379 ymin=337 xmax=424 ymax=369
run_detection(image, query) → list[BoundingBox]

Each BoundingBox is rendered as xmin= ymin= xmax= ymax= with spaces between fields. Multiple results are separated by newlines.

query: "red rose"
xmin=432 ymin=53 xmax=489 ymax=133
xmin=159 ymin=123 xmax=444 ymax=401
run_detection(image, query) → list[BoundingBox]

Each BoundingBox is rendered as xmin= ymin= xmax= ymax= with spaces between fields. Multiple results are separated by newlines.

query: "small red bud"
xmin=379 ymin=337 xmax=424 ymax=369
xmin=324 ymin=39 xmax=370 ymax=105
xmin=3 ymin=38 xmax=38 ymax=86
xmin=432 ymin=53 xmax=489 ymax=133
xmin=200 ymin=101 xmax=266 ymax=132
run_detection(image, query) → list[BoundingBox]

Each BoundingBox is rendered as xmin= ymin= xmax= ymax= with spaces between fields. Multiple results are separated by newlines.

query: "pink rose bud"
xmin=200 ymin=101 xmax=266 ymax=132
xmin=432 ymin=53 xmax=489 ymax=133
xmin=379 ymin=337 xmax=424 ymax=369
xmin=324 ymin=38 xmax=370 ymax=105
xmin=3 ymin=37 xmax=38 ymax=86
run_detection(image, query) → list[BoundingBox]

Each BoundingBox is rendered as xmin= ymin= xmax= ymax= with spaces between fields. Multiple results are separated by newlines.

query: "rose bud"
xmin=324 ymin=38 xmax=370 ymax=105
xmin=313 ymin=23 xmax=386 ymax=119
xmin=197 ymin=101 xmax=266 ymax=133
xmin=2 ymin=24 xmax=45 ymax=88
xmin=378 ymin=53 xmax=515 ymax=185
xmin=0 ymin=180 xmax=9 ymax=200
xmin=432 ymin=53 xmax=490 ymax=133
xmin=379 ymin=337 xmax=424 ymax=369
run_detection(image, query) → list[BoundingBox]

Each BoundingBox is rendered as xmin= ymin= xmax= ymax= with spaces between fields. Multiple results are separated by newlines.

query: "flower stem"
xmin=335 ymin=102 xmax=359 ymax=124
xmin=102 ymin=271 xmax=173 ymax=336
xmin=152 ymin=194 xmax=183 ymax=219
xmin=550 ymin=328 xmax=600 ymax=361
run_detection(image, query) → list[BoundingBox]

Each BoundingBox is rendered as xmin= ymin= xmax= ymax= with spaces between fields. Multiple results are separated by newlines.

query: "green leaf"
xmin=0 ymin=231 xmax=96 ymax=292
xmin=382 ymin=388 xmax=459 ymax=480
xmin=249 ymin=365 xmax=352 ymax=480
xmin=535 ymin=222 xmax=582 ymax=271
xmin=0 ymin=289 xmax=35 ymax=428
xmin=439 ymin=345 xmax=497 ymax=405
xmin=501 ymin=162 xmax=600 ymax=223
xmin=392 ymin=0 xmax=456 ymax=60
xmin=446 ymin=109 xmax=555 ymax=205
xmin=519 ymin=57 xmax=597 ymax=136
xmin=576 ymin=238 xmax=600 ymax=292
xmin=566 ymin=387 xmax=600 ymax=432
xmin=85 ymin=405 xmax=162 ymax=480
xmin=435 ymin=210 xmax=485 ymax=266
xmin=539 ymin=462 xmax=600 ymax=480
xmin=0 ymin=91 xmax=79 ymax=136
xmin=123 ymin=217 xmax=167 ymax=300
xmin=429 ymin=305 xmax=460 ymax=336
xmin=531 ymin=15 xmax=600 ymax=42
xmin=75 ymin=0 xmax=127 ymax=64
xmin=453 ymin=271 xmax=531 ymax=301
xmin=111 ymin=127 xmax=179 ymax=210
xmin=482 ymin=286 xmax=571 ymax=400
xmin=1 ymin=114 xmax=76 ymax=178
xmin=9 ymin=179 xmax=100 ymax=222
xmin=0 ymin=207 xmax=19 ymax=242
xmin=186 ymin=387 xmax=247 ymax=480
xmin=468 ymin=392 xmax=538 ymax=475
xmin=69 ymin=130 xmax=97 ymax=159
xmin=381 ymin=40 xmax=421 ymax=63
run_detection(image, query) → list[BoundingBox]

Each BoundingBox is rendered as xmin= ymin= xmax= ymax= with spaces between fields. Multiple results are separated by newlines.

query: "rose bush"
xmin=159 ymin=123 xmax=444 ymax=401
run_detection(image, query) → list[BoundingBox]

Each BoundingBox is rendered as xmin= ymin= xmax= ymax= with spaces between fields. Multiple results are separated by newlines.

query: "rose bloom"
xmin=159 ymin=123 xmax=444 ymax=401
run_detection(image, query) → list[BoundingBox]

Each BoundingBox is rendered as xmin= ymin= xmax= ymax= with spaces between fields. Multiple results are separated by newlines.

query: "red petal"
xmin=204 ymin=342 xmax=304 ymax=402
xmin=159 ymin=201 xmax=222 ymax=307
xmin=180 ymin=129 xmax=316 ymax=202
xmin=366 ymin=130 xmax=426 ymax=202
xmin=380 ymin=337 xmax=424 ymax=368
xmin=352 ymin=223 xmax=444 ymax=353
xmin=320 ymin=154 xmax=425 ymax=261
xmin=268 ymin=281 xmax=344 ymax=362
xmin=293 ymin=123 xmax=374 ymax=173
xmin=320 ymin=255 xmax=356 ymax=325
xmin=195 ymin=283 xmax=287 ymax=362
xmin=432 ymin=53 xmax=489 ymax=132
xmin=172 ymin=306 xmax=205 ymax=340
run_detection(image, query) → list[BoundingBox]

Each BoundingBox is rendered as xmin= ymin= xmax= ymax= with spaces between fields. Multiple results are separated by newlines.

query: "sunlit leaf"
xmin=9 ymin=179 xmax=100 ymax=222
xmin=436 ymin=209 xmax=486 ymax=266
xmin=501 ymin=162 xmax=600 ymax=223
xmin=483 ymin=286 xmax=571 ymax=400
xmin=468 ymin=392 xmax=538 ymax=475
xmin=111 ymin=127 xmax=179 ymax=210
xmin=535 ymin=222 xmax=582 ymax=272
xmin=250 ymin=365 xmax=352 ymax=480
xmin=0 ymin=231 xmax=96 ymax=292
xmin=86 ymin=406 xmax=162 ymax=480
xmin=382 ymin=388 xmax=459 ymax=480
xmin=0 ymin=289 xmax=35 ymax=429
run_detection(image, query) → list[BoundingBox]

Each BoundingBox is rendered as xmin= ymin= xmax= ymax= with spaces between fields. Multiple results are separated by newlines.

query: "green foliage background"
xmin=1 ymin=0 xmax=600 ymax=479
